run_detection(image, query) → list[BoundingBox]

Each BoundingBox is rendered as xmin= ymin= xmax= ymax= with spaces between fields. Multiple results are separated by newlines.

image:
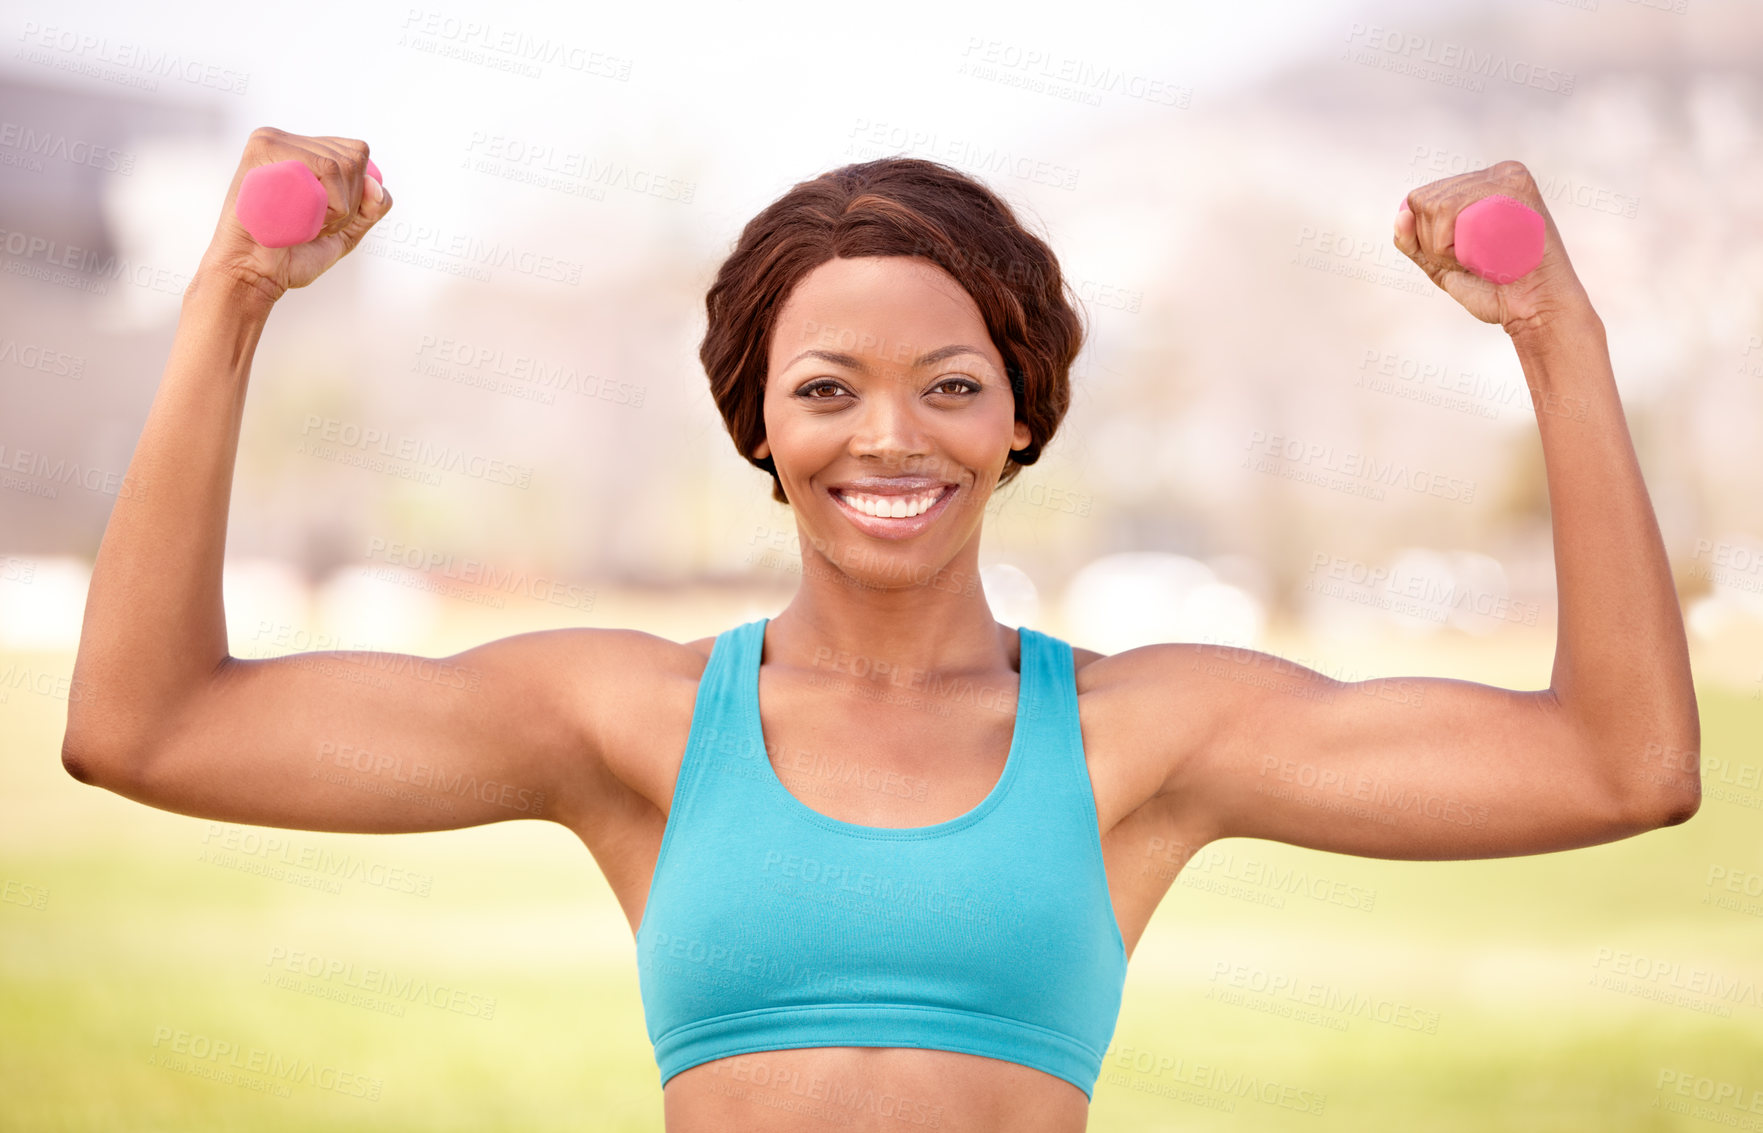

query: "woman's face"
xmin=755 ymin=254 xmax=1031 ymax=583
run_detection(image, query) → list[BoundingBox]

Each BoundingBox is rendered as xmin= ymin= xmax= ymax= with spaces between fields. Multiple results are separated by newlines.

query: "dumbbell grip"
xmin=235 ymin=156 xmax=384 ymax=248
xmin=1401 ymin=193 xmax=1544 ymax=284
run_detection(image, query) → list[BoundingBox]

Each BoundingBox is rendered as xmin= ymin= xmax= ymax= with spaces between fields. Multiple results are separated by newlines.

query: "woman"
xmin=62 ymin=127 xmax=1700 ymax=1132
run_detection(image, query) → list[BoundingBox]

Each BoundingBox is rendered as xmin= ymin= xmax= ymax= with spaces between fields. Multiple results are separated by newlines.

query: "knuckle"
xmin=314 ymin=153 xmax=344 ymax=179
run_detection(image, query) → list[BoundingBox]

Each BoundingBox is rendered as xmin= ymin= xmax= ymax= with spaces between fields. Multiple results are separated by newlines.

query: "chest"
xmin=589 ymin=641 xmax=1197 ymax=964
xmin=752 ymin=667 xmax=1026 ymax=829
xmin=633 ymin=664 xmax=1131 ymax=1045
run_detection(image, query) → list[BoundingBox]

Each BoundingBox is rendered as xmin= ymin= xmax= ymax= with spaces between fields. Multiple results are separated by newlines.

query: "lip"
xmin=827 ymin=476 xmax=956 ymax=495
xmin=829 ymin=484 xmax=958 ymax=541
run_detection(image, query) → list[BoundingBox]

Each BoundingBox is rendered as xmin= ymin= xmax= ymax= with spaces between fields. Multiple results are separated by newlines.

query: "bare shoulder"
xmin=1066 ymin=639 xmax=1240 ymax=822
xmin=553 ymin=625 xmax=720 ymax=821
xmin=1068 ymin=637 xmax=1248 ymax=734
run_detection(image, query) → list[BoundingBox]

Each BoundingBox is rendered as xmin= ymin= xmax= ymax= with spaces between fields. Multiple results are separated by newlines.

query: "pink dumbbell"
xmin=235 ymin=156 xmax=384 ymax=248
xmin=1400 ymin=194 xmax=1544 ymax=284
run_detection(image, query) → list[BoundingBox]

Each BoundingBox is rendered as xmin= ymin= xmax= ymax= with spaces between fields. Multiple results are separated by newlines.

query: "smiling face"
xmin=754 ymin=254 xmax=1032 ymax=587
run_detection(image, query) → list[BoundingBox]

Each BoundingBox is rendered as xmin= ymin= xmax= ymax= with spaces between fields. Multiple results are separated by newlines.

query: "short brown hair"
xmin=700 ymin=157 xmax=1085 ymax=506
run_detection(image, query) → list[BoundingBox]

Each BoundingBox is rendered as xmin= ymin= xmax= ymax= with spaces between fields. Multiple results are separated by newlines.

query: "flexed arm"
xmin=1392 ymin=161 xmax=1700 ymax=826
xmin=1095 ymin=162 xmax=1698 ymax=861
xmin=60 ymin=128 xmax=639 ymax=837
xmin=63 ymin=126 xmax=395 ymax=767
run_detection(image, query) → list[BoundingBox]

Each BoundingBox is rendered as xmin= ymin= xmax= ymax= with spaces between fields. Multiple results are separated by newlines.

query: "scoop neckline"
xmin=743 ymin=616 xmax=1031 ymax=840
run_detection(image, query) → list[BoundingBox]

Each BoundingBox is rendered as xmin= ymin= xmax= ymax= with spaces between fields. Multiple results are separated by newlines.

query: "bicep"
xmin=1146 ymin=645 xmax=1640 ymax=860
xmin=111 ymin=628 xmax=628 ymax=835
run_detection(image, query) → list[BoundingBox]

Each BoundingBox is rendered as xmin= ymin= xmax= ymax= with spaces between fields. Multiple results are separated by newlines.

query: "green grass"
xmin=4 ymin=646 xmax=1760 ymax=1131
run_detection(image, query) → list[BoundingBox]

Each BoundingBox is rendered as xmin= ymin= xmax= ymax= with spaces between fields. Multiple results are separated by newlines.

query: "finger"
xmin=305 ymin=138 xmax=371 ymax=234
xmin=1411 ymin=191 xmax=1462 ymax=273
xmin=1393 ymin=196 xmax=1420 ymax=262
xmin=1433 ymin=263 xmax=1501 ymax=321
xmin=334 ymin=173 xmax=393 ymax=252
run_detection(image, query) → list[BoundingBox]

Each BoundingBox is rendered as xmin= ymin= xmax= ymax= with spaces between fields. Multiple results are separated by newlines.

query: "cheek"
xmin=763 ymin=416 xmax=842 ymax=475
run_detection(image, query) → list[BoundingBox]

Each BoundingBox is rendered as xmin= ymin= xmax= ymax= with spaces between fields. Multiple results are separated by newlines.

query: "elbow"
xmin=60 ymin=729 xmax=141 ymax=791
xmin=1626 ymin=786 xmax=1700 ymax=830
xmin=1658 ymin=789 xmax=1701 ymax=828
xmin=1618 ymin=761 xmax=1701 ymax=831
xmin=1647 ymin=716 xmax=1702 ymax=828
xmin=60 ymin=731 xmax=108 ymax=786
xmin=1604 ymin=715 xmax=1702 ymax=832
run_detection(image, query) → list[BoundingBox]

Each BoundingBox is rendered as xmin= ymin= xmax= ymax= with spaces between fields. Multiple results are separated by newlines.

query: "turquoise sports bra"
xmin=633 ymin=617 xmax=1129 ymax=1100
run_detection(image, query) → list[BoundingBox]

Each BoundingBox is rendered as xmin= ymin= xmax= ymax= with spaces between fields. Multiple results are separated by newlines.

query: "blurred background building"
xmin=2 ymin=0 xmax=1760 ymax=688
xmin=5 ymin=4 xmax=1760 ymax=1130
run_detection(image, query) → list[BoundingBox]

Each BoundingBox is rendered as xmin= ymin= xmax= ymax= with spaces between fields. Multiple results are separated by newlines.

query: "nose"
xmin=846 ymin=377 xmax=934 ymax=463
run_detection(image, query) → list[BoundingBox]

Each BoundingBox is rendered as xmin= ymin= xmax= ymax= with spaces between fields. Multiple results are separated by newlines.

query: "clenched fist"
xmin=196 ymin=126 xmax=393 ymax=307
xmin=1395 ymin=160 xmax=1594 ymax=339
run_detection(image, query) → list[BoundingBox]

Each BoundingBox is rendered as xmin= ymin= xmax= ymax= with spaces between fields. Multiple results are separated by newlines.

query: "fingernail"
xmin=1398 ymin=197 xmax=1410 ymax=213
xmin=366 ymin=175 xmax=384 ymax=204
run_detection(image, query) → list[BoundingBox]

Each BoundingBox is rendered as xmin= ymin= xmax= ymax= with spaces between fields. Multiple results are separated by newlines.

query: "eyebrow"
xmin=781 ymin=344 xmax=991 ymax=372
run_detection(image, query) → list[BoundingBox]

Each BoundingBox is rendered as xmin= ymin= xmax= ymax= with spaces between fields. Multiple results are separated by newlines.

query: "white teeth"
xmin=837 ymin=489 xmax=945 ymax=519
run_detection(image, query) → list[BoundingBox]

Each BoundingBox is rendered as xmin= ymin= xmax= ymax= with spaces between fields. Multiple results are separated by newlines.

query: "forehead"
xmin=770 ymin=255 xmax=990 ymax=363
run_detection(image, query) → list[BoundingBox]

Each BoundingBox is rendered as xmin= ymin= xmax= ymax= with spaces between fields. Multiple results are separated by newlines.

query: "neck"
xmin=765 ymin=539 xmax=1020 ymax=685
